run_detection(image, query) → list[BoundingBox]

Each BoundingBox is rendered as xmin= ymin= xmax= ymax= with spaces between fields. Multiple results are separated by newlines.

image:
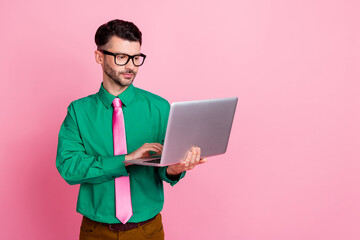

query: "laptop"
xmin=126 ymin=97 xmax=238 ymax=166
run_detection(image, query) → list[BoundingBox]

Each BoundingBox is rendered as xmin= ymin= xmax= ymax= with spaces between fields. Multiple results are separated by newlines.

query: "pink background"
xmin=1 ymin=0 xmax=359 ymax=239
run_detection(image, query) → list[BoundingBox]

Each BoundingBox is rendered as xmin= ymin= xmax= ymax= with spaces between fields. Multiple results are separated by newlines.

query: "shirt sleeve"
xmin=157 ymin=167 xmax=186 ymax=186
xmin=156 ymin=100 xmax=186 ymax=186
xmin=56 ymin=104 xmax=128 ymax=185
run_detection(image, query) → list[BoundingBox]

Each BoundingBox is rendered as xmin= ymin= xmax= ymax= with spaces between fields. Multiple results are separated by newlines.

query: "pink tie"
xmin=112 ymin=98 xmax=133 ymax=224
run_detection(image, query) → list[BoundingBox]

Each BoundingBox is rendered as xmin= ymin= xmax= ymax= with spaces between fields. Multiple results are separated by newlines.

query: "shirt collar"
xmin=98 ymin=83 xmax=136 ymax=109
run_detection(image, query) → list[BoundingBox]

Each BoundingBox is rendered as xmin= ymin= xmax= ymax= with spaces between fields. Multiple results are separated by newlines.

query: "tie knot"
xmin=112 ymin=98 xmax=122 ymax=108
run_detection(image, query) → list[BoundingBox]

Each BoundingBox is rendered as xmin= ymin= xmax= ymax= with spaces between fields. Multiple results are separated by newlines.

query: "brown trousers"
xmin=79 ymin=214 xmax=165 ymax=240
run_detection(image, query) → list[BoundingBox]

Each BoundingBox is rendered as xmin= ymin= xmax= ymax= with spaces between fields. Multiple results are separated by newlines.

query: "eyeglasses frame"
xmin=99 ymin=49 xmax=146 ymax=66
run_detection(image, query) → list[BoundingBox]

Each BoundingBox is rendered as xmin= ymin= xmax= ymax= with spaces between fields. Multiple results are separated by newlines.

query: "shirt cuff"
xmin=102 ymin=155 xmax=128 ymax=178
xmin=158 ymin=167 xmax=186 ymax=186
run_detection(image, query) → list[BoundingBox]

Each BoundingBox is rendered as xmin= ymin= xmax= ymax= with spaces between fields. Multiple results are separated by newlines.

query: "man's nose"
xmin=125 ymin=58 xmax=135 ymax=69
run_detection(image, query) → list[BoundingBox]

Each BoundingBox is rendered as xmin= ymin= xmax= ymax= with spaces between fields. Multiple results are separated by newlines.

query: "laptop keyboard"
xmin=145 ymin=159 xmax=161 ymax=164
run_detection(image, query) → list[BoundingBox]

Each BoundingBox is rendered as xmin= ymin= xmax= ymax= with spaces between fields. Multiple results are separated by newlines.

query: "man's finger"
xmin=144 ymin=144 xmax=163 ymax=151
xmin=195 ymin=147 xmax=201 ymax=163
xmin=199 ymin=158 xmax=208 ymax=164
xmin=189 ymin=147 xmax=196 ymax=166
xmin=189 ymin=147 xmax=197 ymax=167
xmin=151 ymin=143 xmax=163 ymax=150
xmin=192 ymin=147 xmax=201 ymax=166
xmin=140 ymin=146 xmax=162 ymax=155
xmin=143 ymin=143 xmax=163 ymax=150
xmin=185 ymin=150 xmax=192 ymax=167
xmin=149 ymin=143 xmax=163 ymax=151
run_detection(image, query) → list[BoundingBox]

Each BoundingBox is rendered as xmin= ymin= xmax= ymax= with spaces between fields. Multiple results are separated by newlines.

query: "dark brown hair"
xmin=95 ymin=19 xmax=142 ymax=49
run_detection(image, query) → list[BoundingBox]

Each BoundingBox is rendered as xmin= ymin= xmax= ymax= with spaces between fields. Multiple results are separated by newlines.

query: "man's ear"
xmin=95 ymin=50 xmax=103 ymax=64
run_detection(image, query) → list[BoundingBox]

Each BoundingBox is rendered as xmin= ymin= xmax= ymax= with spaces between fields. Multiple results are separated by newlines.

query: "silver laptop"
xmin=126 ymin=97 xmax=238 ymax=166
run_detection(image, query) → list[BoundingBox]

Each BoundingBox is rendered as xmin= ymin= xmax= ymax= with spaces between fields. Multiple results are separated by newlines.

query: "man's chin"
xmin=113 ymin=78 xmax=134 ymax=87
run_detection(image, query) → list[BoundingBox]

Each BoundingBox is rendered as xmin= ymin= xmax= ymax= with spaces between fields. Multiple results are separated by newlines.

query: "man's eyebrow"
xmin=114 ymin=52 xmax=142 ymax=56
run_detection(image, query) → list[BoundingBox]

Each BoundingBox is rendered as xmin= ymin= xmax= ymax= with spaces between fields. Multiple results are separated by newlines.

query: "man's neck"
xmin=102 ymin=76 xmax=128 ymax=97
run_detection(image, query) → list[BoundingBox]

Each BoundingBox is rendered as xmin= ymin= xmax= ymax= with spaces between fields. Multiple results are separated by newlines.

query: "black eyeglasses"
xmin=99 ymin=49 xmax=146 ymax=66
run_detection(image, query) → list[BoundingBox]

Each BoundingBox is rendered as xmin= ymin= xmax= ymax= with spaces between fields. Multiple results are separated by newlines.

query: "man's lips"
xmin=121 ymin=73 xmax=133 ymax=78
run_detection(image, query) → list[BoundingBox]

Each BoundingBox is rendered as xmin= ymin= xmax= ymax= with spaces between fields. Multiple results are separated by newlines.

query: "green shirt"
xmin=56 ymin=83 xmax=185 ymax=224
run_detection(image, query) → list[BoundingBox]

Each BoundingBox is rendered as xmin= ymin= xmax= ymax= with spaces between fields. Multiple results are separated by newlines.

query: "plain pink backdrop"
xmin=0 ymin=0 xmax=359 ymax=239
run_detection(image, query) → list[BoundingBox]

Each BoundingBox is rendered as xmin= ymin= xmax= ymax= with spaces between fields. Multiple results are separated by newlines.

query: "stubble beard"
xmin=104 ymin=61 xmax=137 ymax=87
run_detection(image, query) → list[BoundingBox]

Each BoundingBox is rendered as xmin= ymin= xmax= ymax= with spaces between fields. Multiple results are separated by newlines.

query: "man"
xmin=56 ymin=19 xmax=207 ymax=240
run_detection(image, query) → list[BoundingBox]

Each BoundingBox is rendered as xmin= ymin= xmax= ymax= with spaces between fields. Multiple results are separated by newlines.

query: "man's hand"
xmin=166 ymin=146 xmax=208 ymax=176
xmin=124 ymin=143 xmax=163 ymax=166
